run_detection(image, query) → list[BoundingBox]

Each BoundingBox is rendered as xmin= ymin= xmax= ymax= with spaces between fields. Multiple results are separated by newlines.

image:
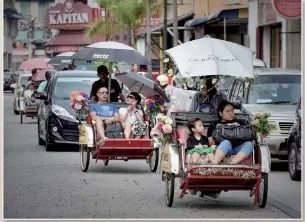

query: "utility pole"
xmin=163 ymin=0 xmax=168 ymax=73
xmin=173 ymin=0 xmax=178 ymax=47
xmin=146 ymin=0 xmax=152 ymax=75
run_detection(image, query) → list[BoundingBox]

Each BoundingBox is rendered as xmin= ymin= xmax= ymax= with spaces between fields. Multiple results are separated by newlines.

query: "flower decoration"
xmin=251 ymin=112 xmax=277 ymax=137
xmin=145 ymin=94 xmax=165 ymax=121
xmin=150 ymin=113 xmax=174 ymax=145
xmin=70 ymin=91 xmax=89 ymax=121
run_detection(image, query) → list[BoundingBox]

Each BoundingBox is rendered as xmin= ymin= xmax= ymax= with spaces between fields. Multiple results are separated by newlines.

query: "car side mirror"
xmin=297 ymin=109 xmax=301 ymax=117
xmin=21 ymin=84 xmax=25 ymax=88
xmin=36 ymin=93 xmax=47 ymax=100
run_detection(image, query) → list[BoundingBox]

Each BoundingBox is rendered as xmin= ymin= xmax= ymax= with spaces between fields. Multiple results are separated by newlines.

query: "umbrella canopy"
xmin=19 ymin=58 xmax=54 ymax=70
xmin=31 ymin=68 xmax=56 ymax=82
xmin=48 ymin=52 xmax=75 ymax=66
xmin=165 ymin=37 xmax=254 ymax=78
xmin=72 ymin=41 xmax=150 ymax=65
xmin=115 ymin=72 xmax=168 ymax=101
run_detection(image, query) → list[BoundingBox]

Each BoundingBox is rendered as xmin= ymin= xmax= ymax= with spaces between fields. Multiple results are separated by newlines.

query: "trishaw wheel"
xmin=104 ymin=160 xmax=109 ymax=166
xmin=20 ymin=112 xmax=23 ymax=124
xmin=80 ymin=145 xmax=90 ymax=172
xmin=165 ymin=173 xmax=175 ymax=207
xmin=258 ymin=173 xmax=268 ymax=208
xmin=288 ymin=142 xmax=301 ymax=181
xmin=149 ymin=149 xmax=159 ymax=172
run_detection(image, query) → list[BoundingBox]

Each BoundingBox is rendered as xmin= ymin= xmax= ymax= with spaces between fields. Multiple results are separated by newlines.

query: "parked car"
xmin=36 ymin=70 xmax=128 ymax=151
xmin=227 ymin=68 xmax=301 ymax=160
xmin=3 ymin=70 xmax=17 ymax=92
xmin=10 ymin=73 xmax=32 ymax=115
xmin=287 ymin=99 xmax=301 ymax=181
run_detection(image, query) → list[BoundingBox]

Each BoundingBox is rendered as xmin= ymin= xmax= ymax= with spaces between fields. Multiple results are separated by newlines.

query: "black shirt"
xmin=90 ymin=79 xmax=122 ymax=102
xmin=186 ymin=135 xmax=208 ymax=152
xmin=207 ymin=119 xmax=249 ymax=146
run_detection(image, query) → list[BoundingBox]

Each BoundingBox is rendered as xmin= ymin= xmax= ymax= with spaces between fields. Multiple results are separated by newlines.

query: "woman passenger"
xmin=207 ymin=100 xmax=254 ymax=164
xmin=119 ymin=92 xmax=146 ymax=139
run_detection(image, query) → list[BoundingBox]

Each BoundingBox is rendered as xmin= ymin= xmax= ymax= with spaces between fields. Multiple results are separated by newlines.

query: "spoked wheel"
xmin=258 ymin=173 xmax=268 ymax=208
xmin=165 ymin=173 xmax=175 ymax=207
xmin=288 ymin=142 xmax=301 ymax=181
xmin=149 ymin=149 xmax=159 ymax=172
xmin=20 ymin=111 xmax=23 ymax=124
xmin=104 ymin=160 xmax=109 ymax=166
xmin=80 ymin=144 xmax=91 ymax=172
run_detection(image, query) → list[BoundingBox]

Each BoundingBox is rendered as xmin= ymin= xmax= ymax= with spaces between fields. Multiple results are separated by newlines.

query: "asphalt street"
xmin=3 ymin=92 xmax=302 ymax=219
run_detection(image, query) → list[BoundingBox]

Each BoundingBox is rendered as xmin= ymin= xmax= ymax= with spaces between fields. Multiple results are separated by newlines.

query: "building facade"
xmin=248 ymin=0 xmax=301 ymax=69
xmin=4 ymin=0 xmax=24 ymax=69
xmin=12 ymin=0 xmax=56 ymax=70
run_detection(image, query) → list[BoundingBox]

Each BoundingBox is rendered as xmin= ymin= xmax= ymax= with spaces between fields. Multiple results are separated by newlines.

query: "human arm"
xmin=207 ymin=122 xmax=216 ymax=146
xmin=186 ymin=137 xmax=194 ymax=152
xmin=90 ymin=82 xmax=98 ymax=101
xmin=112 ymin=80 xmax=125 ymax=102
xmin=190 ymin=92 xmax=199 ymax=112
xmin=132 ymin=101 xmax=143 ymax=121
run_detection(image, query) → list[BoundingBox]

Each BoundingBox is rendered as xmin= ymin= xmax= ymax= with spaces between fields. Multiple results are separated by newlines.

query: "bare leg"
xmin=211 ymin=149 xmax=226 ymax=164
xmin=230 ymin=141 xmax=254 ymax=164
xmin=124 ymin=122 xmax=132 ymax=139
xmin=211 ymin=140 xmax=232 ymax=164
xmin=191 ymin=153 xmax=200 ymax=164
xmin=230 ymin=152 xmax=247 ymax=164
xmin=95 ymin=119 xmax=106 ymax=141
xmin=206 ymin=153 xmax=215 ymax=163
xmin=26 ymin=97 xmax=30 ymax=106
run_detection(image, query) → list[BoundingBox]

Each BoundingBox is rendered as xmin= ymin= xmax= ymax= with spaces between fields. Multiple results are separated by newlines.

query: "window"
xmin=38 ymin=2 xmax=47 ymax=21
xmin=270 ymin=23 xmax=282 ymax=68
xmin=20 ymin=1 xmax=31 ymax=20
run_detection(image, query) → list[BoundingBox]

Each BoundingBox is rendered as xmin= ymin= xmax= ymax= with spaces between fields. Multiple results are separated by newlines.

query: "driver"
xmin=190 ymin=76 xmax=226 ymax=112
xmin=90 ymin=65 xmax=124 ymax=102
xmin=37 ymin=70 xmax=54 ymax=93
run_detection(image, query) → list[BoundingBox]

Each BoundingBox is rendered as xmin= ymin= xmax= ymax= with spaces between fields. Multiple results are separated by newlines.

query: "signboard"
xmin=140 ymin=12 xmax=161 ymax=27
xmin=46 ymin=0 xmax=94 ymax=30
xmin=272 ymin=0 xmax=301 ymax=19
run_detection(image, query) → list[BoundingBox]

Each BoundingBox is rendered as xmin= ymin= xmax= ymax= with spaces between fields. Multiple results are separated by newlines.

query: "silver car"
xmin=10 ymin=73 xmax=32 ymax=115
xmin=227 ymin=68 xmax=301 ymax=160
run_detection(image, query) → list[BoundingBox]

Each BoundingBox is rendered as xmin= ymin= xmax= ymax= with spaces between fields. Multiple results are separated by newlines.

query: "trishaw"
xmin=19 ymin=91 xmax=38 ymax=124
xmin=161 ymin=37 xmax=271 ymax=208
xmin=160 ymin=112 xmax=271 ymax=208
xmin=78 ymin=102 xmax=159 ymax=173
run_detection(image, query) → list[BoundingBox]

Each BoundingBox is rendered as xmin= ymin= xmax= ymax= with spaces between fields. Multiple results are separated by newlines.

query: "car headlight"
xmin=52 ymin=105 xmax=75 ymax=120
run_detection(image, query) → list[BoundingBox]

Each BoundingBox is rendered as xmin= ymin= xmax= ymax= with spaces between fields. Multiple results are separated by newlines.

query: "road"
xmin=3 ymin=92 xmax=302 ymax=219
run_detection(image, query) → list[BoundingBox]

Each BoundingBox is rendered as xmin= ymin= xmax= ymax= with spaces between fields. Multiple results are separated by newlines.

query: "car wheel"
xmin=288 ymin=142 xmax=301 ymax=181
xmin=38 ymin=120 xmax=45 ymax=146
xmin=45 ymin=132 xmax=54 ymax=152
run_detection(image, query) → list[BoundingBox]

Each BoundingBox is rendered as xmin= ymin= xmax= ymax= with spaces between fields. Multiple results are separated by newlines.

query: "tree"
xmin=86 ymin=0 xmax=162 ymax=48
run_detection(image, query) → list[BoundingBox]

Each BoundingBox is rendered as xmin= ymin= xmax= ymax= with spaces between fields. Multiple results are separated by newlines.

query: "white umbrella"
xmin=165 ymin=37 xmax=254 ymax=78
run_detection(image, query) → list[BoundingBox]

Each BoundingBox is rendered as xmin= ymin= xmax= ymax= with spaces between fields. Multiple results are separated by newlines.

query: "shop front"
xmin=44 ymin=0 xmax=104 ymax=57
xmin=256 ymin=0 xmax=301 ymax=69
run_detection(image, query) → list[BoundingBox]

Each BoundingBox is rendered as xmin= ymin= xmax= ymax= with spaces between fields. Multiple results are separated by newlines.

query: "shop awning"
xmin=137 ymin=12 xmax=194 ymax=36
xmin=4 ymin=8 xmax=25 ymax=20
xmin=186 ymin=8 xmax=248 ymax=27
xmin=44 ymin=31 xmax=106 ymax=47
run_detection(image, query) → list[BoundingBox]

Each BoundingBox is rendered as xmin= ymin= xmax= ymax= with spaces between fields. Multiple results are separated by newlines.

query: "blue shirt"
xmin=89 ymin=103 xmax=119 ymax=118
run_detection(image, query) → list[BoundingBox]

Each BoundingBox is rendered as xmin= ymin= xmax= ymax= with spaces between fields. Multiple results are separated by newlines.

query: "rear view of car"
xmin=4 ymin=70 xmax=15 ymax=92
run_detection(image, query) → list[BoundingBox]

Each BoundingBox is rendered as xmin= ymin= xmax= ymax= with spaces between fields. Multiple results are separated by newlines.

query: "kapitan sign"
xmin=46 ymin=0 xmax=93 ymax=30
xmin=272 ymin=0 xmax=301 ymax=19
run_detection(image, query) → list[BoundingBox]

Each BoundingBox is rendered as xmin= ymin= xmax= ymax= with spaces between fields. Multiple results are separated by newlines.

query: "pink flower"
xmin=150 ymin=127 xmax=161 ymax=137
xmin=74 ymin=103 xmax=82 ymax=110
xmin=162 ymin=124 xmax=172 ymax=134
xmin=157 ymin=122 xmax=164 ymax=129
xmin=76 ymin=95 xmax=84 ymax=101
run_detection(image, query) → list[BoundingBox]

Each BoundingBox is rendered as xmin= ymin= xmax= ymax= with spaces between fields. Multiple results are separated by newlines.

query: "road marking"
xmin=268 ymin=197 xmax=301 ymax=218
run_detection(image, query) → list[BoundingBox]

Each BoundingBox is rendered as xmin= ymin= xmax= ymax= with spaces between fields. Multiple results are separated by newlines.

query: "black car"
xmin=287 ymin=99 xmax=301 ymax=181
xmin=4 ymin=70 xmax=16 ymax=91
xmin=36 ymin=70 xmax=128 ymax=151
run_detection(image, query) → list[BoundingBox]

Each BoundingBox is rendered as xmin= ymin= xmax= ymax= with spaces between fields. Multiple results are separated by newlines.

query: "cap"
xmin=156 ymin=74 xmax=169 ymax=86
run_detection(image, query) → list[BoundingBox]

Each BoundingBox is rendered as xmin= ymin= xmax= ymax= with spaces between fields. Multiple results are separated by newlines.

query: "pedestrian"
xmin=28 ymin=68 xmax=37 ymax=81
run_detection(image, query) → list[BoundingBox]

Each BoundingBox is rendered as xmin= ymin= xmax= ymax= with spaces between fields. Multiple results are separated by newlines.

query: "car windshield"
xmin=20 ymin=76 xmax=30 ymax=87
xmin=53 ymin=76 xmax=98 ymax=99
xmin=247 ymin=74 xmax=301 ymax=104
xmin=4 ymin=72 xmax=12 ymax=80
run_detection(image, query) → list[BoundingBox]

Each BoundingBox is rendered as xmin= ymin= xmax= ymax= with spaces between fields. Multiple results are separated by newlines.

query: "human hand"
xmin=127 ymin=105 xmax=133 ymax=112
xmin=233 ymin=122 xmax=240 ymax=126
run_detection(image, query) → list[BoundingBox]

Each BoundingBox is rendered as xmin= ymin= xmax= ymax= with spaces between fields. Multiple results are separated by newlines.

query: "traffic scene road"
xmin=3 ymin=92 xmax=301 ymax=219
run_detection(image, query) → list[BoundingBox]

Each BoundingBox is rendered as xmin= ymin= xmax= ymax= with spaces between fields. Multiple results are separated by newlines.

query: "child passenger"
xmin=186 ymin=118 xmax=215 ymax=164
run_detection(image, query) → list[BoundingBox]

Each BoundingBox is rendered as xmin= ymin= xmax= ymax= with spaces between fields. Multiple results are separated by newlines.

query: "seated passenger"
xmin=186 ymin=118 xmax=215 ymax=164
xmin=119 ymin=92 xmax=146 ymax=139
xmin=89 ymin=87 xmax=120 ymax=142
xmin=207 ymin=100 xmax=254 ymax=164
xmin=24 ymin=81 xmax=37 ymax=106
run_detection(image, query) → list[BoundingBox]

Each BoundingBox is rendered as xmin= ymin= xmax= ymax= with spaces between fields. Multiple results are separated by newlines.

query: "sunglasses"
xmin=127 ymin=95 xmax=135 ymax=99
xmin=97 ymin=91 xmax=109 ymax=94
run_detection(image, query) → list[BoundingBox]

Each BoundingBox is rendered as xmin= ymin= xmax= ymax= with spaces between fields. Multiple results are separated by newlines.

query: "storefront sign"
xmin=272 ymin=0 xmax=301 ymax=19
xmin=46 ymin=0 xmax=94 ymax=30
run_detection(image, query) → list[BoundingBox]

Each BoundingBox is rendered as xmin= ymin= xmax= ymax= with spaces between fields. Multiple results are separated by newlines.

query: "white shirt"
xmin=24 ymin=89 xmax=34 ymax=98
xmin=119 ymin=107 xmax=143 ymax=124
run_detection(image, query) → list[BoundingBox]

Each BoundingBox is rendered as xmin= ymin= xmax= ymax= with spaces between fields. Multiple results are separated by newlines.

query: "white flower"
xmin=161 ymin=116 xmax=168 ymax=122
xmin=156 ymin=113 xmax=164 ymax=119
xmin=165 ymin=118 xmax=173 ymax=125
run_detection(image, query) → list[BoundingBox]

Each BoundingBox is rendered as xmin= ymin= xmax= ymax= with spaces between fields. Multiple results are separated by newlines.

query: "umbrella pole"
xmin=108 ymin=63 xmax=112 ymax=102
xmin=223 ymin=17 xmax=226 ymax=41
